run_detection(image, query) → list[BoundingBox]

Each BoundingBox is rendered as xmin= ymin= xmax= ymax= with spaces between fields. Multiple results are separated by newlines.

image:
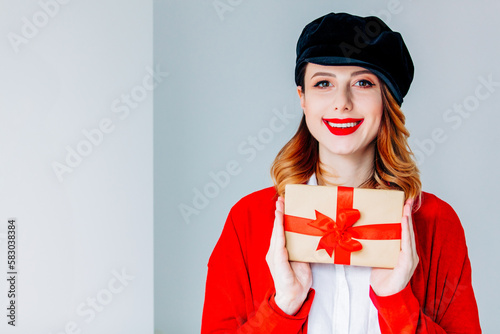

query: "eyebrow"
xmin=351 ymin=69 xmax=374 ymax=77
xmin=310 ymin=72 xmax=335 ymax=79
xmin=309 ymin=69 xmax=375 ymax=79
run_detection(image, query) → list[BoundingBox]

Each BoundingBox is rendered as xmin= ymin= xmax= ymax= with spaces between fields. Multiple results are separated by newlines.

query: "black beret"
xmin=295 ymin=12 xmax=414 ymax=105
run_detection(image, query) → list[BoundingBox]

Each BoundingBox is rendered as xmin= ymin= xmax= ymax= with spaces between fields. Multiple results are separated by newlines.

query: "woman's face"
xmin=298 ymin=63 xmax=383 ymax=161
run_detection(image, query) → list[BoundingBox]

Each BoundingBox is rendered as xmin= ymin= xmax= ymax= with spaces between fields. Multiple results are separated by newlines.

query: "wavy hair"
xmin=271 ymin=82 xmax=421 ymax=203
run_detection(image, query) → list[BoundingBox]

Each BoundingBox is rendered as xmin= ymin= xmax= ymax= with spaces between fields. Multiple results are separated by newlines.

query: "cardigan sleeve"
xmin=369 ymin=195 xmax=481 ymax=333
xmin=201 ymin=208 xmax=315 ymax=333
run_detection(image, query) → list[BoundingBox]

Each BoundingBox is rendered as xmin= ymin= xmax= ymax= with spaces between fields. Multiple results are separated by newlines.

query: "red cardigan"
xmin=201 ymin=187 xmax=481 ymax=333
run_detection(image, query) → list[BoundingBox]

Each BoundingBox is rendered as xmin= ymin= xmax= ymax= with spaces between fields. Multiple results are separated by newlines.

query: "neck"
xmin=317 ymin=144 xmax=376 ymax=188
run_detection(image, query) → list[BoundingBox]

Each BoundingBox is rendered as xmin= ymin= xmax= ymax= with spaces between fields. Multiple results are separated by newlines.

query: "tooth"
xmin=326 ymin=121 xmax=362 ymax=128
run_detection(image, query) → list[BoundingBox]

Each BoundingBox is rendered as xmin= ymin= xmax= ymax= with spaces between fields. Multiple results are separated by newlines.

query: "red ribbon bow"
xmin=308 ymin=209 xmax=362 ymax=257
xmin=284 ymin=186 xmax=401 ymax=265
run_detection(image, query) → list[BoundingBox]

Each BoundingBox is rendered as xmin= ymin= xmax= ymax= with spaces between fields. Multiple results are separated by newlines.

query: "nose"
xmin=333 ymin=86 xmax=353 ymax=112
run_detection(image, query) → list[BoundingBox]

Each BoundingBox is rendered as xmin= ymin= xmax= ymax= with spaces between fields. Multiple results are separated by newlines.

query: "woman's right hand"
xmin=266 ymin=196 xmax=312 ymax=315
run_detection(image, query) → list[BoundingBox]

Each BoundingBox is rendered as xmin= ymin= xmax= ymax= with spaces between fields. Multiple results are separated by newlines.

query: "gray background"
xmin=155 ymin=0 xmax=500 ymax=333
xmin=0 ymin=0 xmax=153 ymax=333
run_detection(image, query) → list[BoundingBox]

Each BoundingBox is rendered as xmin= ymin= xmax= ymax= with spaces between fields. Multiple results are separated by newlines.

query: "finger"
xmin=401 ymin=199 xmax=414 ymax=252
xmin=273 ymin=199 xmax=286 ymax=249
xmin=400 ymin=212 xmax=410 ymax=254
xmin=290 ymin=261 xmax=312 ymax=287
xmin=269 ymin=219 xmax=278 ymax=252
xmin=268 ymin=199 xmax=282 ymax=251
xmin=277 ymin=196 xmax=284 ymax=213
xmin=407 ymin=210 xmax=418 ymax=264
xmin=404 ymin=200 xmax=416 ymax=252
xmin=407 ymin=211 xmax=415 ymax=245
xmin=403 ymin=199 xmax=412 ymax=216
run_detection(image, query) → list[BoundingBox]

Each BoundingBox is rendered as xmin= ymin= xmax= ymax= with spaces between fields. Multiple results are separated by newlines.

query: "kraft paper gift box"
xmin=284 ymin=184 xmax=404 ymax=268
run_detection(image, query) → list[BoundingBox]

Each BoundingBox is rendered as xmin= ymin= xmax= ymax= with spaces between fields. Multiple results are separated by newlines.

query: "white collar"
xmin=306 ymin=173 xmax=318 ymax=186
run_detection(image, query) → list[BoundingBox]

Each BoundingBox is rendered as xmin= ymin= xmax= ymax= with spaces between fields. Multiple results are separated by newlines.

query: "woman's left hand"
xmin=370 ymin=199 xmax=418 ymax=296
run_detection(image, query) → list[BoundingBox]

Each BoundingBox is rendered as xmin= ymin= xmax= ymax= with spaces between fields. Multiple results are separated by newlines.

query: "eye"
xmin=354 ymin=79 xmax=375 ymax=88
xmin=314 ymin=80 xmax=332 ymax=88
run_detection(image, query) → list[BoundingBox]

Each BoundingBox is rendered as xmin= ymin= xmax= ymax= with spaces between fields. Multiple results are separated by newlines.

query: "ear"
xmin=297 ymin=86 xmax=305 ymax=110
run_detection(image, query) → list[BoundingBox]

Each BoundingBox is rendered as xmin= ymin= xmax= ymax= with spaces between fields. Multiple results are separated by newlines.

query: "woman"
xmin=201 ymin=13 xmax=481 ymax=333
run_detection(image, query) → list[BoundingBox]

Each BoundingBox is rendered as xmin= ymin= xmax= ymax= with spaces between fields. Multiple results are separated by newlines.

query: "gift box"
xmin=284 ymin=184 xmax=404 ymax=268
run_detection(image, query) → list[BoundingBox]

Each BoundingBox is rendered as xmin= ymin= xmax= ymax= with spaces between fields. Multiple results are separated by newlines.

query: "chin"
xmin=322 ymin=146 xmax=358 ymax=156
xmin=320 ymin=141 xmax=375 ymax=158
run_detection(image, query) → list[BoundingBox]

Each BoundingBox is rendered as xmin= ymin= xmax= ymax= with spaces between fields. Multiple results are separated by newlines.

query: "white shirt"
xmin=306 ymin=175 xmax=381 ymax=334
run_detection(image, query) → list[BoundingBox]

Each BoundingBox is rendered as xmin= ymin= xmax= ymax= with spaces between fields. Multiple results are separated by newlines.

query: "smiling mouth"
xmin=323 ymin=118 xmax=364 ymax=135
xmin=326 ymin=121 xmax=362 ymax=128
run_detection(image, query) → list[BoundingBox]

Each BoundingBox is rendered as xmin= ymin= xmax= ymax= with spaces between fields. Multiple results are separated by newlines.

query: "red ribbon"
xmin=284 ymin=186 xmax=401 ymax=265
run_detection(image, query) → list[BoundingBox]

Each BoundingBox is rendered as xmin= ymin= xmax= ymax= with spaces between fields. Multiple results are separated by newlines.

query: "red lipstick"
xmin=323 ymin=118 xmax=364 ymax=136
